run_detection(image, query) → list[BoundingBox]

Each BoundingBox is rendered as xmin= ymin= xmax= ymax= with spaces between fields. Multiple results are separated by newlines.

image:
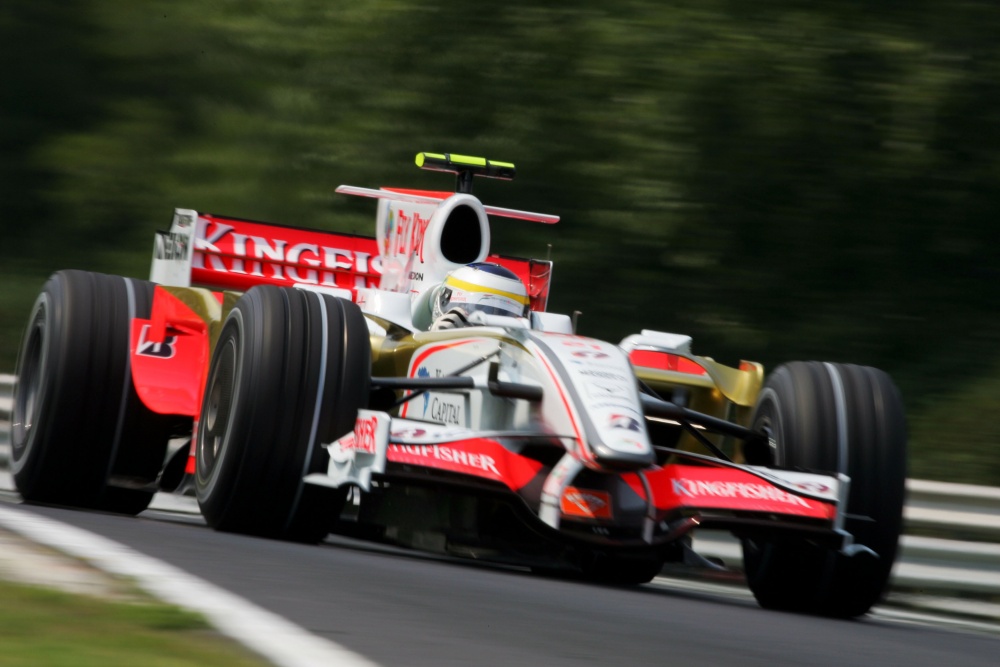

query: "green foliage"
xmin=909 ymin=365 xmax=1000 ymax=484
xmin=2 ymin=0 xmax=999 ymax=482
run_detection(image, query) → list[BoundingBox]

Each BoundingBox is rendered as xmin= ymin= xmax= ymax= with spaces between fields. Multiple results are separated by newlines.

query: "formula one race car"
xmin=9 ymin=153 xmax=907 ymax=617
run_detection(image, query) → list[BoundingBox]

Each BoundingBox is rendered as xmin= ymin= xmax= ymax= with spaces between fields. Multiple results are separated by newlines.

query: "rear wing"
xmin=150 ymin=209 xmax=553 ymax=312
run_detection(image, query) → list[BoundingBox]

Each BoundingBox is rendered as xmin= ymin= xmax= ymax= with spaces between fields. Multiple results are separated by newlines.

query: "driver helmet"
xmin=432 ymin=262 xmax=530 ymax=320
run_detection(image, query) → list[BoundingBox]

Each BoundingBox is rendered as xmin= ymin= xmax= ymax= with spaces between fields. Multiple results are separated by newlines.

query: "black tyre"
xmin=11 ymin=270 xmax=172 ymax=514
xmin=195 ymin=286 xmax=370 ymax=543
xmin=741 ymin=361 xmax=907 ymax=617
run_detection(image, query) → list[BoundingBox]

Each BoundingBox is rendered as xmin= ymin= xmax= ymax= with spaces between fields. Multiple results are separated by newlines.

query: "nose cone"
xmin=528 ymin=331 xmax=656 ymax=471
xmin=592 ymin=428 xmax=657 ymax=470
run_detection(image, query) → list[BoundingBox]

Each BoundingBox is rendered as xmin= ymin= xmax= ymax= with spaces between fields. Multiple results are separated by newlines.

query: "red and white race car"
xmin=10 ymin=153 xmax=907 ymax=617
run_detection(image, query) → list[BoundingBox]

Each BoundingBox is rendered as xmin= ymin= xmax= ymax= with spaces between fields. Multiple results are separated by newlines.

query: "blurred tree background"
xmin=2 ymin=0 xmax=998 ymax=483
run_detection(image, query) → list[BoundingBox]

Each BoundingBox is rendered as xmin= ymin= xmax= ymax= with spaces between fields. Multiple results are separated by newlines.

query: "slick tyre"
xmin=741 ymin=362 xmax=907 ymax=617
xmin=11 ymin=270 xmax=172 ymax=514
xmin=195 ymin=286 xmax=370 ymax=543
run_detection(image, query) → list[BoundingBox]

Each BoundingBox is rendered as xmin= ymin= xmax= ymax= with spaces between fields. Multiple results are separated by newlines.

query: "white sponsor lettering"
xmin=194 ymin=221 xmax=235 ymax=272
xmin=390 ymin=444 xmax=500 ymax=477
xmin=287 ymin=243 xmax=322 ymax=283
xmin=193 ymin=221 xmax=381 ymax=286
xmin=135 ymin=324 xmax=177 ymax=359
xmin=672 ymin=479 xmax=811 ymax=508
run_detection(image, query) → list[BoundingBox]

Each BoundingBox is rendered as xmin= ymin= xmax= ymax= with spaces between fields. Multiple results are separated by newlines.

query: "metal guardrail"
xmin=1 ymin=373 xmax=998 ymax=613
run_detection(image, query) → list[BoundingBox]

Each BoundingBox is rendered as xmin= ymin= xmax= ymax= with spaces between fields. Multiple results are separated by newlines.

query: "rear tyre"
xmin=195 ymin=286 xmax=370 ymax=543
xmin=11 ymin=270 xmax=172 ymax=514
xmin=741 ymin=361 xmax=907 ymax=617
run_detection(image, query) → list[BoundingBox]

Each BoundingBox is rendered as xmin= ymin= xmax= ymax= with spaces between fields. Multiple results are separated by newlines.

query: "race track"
xmin=3 ymin=493 xmax=998 ymax=667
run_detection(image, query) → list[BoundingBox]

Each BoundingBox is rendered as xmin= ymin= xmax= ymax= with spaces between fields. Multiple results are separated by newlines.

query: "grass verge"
xmin=0 ymin=578 xmax=270 ymax=666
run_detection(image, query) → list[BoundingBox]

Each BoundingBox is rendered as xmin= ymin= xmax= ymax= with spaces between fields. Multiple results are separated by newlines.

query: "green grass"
xmin=0 ymin=579 xmax=269 ymax=667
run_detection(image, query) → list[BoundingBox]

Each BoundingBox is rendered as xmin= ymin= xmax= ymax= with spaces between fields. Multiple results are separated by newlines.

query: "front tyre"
xmin=11 ymin=270 xmax=172 ymax=514
xmin=195 ymin=286 xmax=370 ymax=543
xmin=741 ymin=361 xmax=907 ymax=617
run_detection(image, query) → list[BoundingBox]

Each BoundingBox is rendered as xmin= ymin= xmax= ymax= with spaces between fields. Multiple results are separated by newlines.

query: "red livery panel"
xmin=191 ymin=214 xmax=382 ymax=293
xmin=387 ymin=439 xmax=544 ymax=490
xmin=130 ymin=288 xmax=213 ymax=417
xmin=188 ymin=213 xmax=552 ymax=312
xmin=631 ymin=464 xmax=836 ymax=520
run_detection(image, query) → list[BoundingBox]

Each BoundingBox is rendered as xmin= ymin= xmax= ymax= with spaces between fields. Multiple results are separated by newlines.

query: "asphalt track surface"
xmin=2 ymin=494 xmax=999 ymax=667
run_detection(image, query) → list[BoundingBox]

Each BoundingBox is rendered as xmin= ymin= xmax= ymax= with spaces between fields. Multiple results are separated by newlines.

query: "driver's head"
xmin=432 ymin=262 xmax=529 ymax=320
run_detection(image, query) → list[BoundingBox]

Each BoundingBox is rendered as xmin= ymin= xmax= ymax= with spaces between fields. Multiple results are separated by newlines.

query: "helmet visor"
xmin=437 ymin=286 xmax=525 ymax=318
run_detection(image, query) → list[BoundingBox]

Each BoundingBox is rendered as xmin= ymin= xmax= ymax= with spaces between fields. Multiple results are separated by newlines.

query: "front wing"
xmin=305 ymin=414 xmax=842 ymax=549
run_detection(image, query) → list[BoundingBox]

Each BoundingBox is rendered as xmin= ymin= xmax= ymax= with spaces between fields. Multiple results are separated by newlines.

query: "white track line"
xmin=0 ymin=504 xmax=379 ymax=667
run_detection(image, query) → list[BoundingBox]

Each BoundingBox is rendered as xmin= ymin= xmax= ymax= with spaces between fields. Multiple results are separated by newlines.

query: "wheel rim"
xmin=750 ymin=388 xmax=784 ymax=467
xmin=198 ymin=337 xmax=237 ymax=487
xmin=11 ymin=299 xmax=49 ymax=472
